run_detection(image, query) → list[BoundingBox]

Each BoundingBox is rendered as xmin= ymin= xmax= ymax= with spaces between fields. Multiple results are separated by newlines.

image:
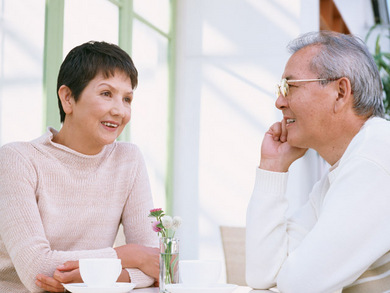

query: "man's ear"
xmin=334 ymin=77 xmax=353 ymax=114
xmin=58 ymin=85 xmax=74 ymax=115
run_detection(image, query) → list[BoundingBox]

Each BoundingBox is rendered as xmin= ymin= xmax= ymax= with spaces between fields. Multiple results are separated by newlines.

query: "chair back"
xmin=219 ymin=225 xmax=246 ymax=286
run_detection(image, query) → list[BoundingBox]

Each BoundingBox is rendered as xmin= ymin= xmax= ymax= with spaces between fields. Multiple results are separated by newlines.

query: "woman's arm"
xmin=115 ymin=244 xmax=159 ymax=281
xmin=0 ymin=146 xmax=118 ymax=293
xmin=118 ymin=147 xmax=159 ymax=287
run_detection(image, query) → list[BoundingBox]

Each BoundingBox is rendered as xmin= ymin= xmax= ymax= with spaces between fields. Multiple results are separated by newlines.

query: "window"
xmin=0 ymin=0 xmax=176 ymax=210
xmin=63 ymin=0 xmax=119 ymax=55
xmin=0 ymin=0 xmax=45 ymax=144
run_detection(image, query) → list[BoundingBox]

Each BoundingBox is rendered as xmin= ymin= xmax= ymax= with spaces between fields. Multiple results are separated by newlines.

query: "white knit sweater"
xmin=0 ymin=128 xmax=158 ymax=293
xmin=246 ymin=117 xmax=390 ymax=293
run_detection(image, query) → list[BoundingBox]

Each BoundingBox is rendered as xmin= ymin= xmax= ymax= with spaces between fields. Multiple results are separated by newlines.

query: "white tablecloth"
xmin=133 ymin=286 xmax=277 ymax=292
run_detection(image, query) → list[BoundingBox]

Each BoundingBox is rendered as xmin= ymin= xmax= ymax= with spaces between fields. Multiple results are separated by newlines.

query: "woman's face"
xmin=64 ymin=70 xmax=133 ymax=154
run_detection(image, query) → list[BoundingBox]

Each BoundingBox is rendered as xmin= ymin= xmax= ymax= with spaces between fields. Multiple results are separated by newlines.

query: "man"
xmin=246 ymin=31 xmax=390 ymax=293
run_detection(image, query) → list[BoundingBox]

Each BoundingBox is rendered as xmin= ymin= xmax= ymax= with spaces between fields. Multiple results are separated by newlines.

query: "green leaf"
xmin=375 ymin=35 xmax=381 ymax=55
xmin=365 ymin=24 xmax=379 ymax=42
xmin=382 ymin=53 xmax=390 ymax=60
xmin=365 ymin=24 xmax=390 ymax=119
xmin=380 ymin=61 xmax=390 ymax=75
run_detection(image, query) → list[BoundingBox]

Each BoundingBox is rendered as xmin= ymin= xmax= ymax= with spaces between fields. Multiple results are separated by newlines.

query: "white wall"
xmin=173 ymin=0 xmax=377 ymax=283
xmin=335 ymin=0 xmax=375 ymax=39
xmin=173 ymin=0 xmax=313 ymax=261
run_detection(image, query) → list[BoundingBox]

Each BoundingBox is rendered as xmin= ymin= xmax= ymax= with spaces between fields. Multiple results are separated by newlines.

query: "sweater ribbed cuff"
xmin=254 ymin=167 xmax=289 ymax=196
xmin=125 ymin=268 xmax=154 ymax=288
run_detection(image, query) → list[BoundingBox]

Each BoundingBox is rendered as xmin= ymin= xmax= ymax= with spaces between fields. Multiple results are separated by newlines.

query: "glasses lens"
xmin=275 ymin=84 xmax=281 ymax=98
xmin=282 ymin=79 xmax=288 ymax=97
xmin=275 ymin=79 xmax=290 ymax=98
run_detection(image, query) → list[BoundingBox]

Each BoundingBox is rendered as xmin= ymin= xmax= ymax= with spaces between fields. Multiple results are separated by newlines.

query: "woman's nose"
xmin=110 ymin=98 xmax=126 ymax=117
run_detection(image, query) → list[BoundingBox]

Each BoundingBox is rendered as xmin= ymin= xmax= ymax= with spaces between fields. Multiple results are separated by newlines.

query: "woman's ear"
xmin=334 ymin=77 xmax=352 ymax=114
xmin=58 ymin=85 xmax=74 ymax=115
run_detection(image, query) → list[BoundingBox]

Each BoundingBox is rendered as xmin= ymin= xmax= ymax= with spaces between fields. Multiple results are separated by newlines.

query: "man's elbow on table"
xmin=246 ymin=269 xmax=276 ymax=290
xmin=276 ymin=266 xmax=329 ymax=293
xmin=246 ymin=266 xmax=317 ymax=293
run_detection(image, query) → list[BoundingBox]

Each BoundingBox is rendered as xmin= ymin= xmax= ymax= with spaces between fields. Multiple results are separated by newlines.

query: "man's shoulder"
xmin=361 ymin=117 xmax=390 ymax=145
xmin=347 ymin=117 xmax=390 ymax=167
xmin=365 ymin=116 xmax=390 ymax=131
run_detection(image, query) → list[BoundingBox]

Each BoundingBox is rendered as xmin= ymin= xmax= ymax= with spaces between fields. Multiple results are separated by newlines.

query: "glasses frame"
xmin=276 ymin=78 xmax=337 ymax=98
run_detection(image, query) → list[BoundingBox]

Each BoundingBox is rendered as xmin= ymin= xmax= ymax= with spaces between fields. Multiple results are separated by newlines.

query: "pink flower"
xmin=152 ymin=221 xmax=162 ymax=233
xmin=149 ymin=208 xmax=164 ymax=218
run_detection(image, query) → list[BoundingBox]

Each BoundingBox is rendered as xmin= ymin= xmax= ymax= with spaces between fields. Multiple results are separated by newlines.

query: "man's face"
xmin=275 ymin=45 xmax=339 ymax=150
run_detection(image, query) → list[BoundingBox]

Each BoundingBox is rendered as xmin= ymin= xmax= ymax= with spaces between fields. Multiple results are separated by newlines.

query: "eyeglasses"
xmin=275 ymin=78 xmax=336 ymax=98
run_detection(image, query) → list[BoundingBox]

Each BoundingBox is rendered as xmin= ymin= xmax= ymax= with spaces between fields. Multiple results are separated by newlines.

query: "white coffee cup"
xmin=79 ymin=258 xmax=122 ymax=288
xmin=179 ymin=260 xmax=221 ymax=287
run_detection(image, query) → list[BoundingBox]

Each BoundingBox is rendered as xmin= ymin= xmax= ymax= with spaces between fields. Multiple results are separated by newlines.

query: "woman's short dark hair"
xmin=56 ymin=41 xmax=138 ymax=123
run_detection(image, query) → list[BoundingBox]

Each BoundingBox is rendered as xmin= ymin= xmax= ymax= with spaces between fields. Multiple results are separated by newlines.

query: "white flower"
xmin=161 ymin=215 xmax=173 ymax=229
xmin=172 ymin=216 xmax=182 ymax=230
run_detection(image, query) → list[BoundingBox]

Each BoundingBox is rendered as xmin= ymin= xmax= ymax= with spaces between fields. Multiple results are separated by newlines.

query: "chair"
xmin=219 ymin=226 xmax=246 ymax=286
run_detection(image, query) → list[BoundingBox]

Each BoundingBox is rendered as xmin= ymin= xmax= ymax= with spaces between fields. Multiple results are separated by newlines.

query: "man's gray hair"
xmin=287 ymin=31 xmax=385 ymax=118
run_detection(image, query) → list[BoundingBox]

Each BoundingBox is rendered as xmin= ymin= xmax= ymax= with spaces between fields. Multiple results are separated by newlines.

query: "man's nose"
xmin=275 ymin=94 xmax=288 ymax=110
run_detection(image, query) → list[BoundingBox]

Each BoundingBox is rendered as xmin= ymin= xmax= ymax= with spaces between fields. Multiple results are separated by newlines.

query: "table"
xmin=133 ymin=286 xmax=278 ymax=292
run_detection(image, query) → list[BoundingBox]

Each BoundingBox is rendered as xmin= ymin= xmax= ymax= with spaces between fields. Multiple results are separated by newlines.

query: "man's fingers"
xmin=268 ymin=122 xmax=283 ymax=141
xmin=280 ymin=118 xmax=288 ymax=142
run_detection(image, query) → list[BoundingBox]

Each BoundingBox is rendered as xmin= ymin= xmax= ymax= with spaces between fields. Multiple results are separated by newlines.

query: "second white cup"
xmin=179 ymin=260 xmax=221 ymax=287
xmin=79 ymin=258 xmax=122 ymax=288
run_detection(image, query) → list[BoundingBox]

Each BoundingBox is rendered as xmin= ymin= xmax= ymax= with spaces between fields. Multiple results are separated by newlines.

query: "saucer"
xmin=165 ymin=283 xmax=238 ymax=293
xmin=63 ymin=282 xmax=136 ymax=293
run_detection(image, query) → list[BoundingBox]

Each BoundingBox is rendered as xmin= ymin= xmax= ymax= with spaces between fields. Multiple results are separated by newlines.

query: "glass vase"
xmin=159 ymin=237 xmax=179 ymax=292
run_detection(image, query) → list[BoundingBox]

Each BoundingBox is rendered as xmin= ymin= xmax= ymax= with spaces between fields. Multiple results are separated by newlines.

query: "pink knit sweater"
xmin=0 ymin=128 xmax=158 ymax=293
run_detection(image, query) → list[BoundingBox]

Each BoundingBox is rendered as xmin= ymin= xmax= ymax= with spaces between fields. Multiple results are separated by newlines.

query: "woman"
xmin=0 ymin=41 xmax=159 ymax=293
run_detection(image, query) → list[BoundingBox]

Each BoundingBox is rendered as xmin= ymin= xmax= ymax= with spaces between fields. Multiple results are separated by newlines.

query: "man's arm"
xmin=246 ymin=121 xmax=307 ymax=288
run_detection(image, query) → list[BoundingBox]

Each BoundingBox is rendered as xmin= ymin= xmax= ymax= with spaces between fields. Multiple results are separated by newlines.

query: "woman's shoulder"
xmin=1 ymin=129 xmax=52 ymax=150
xmin=0 ymin=141 xmax=39 ymax=177
xmin=112 ymin=141 xmax=141 ymax=153
xmin=107 ymin=142 xmax=147 ymax=178
xmin=109 ymin=141 xmax=144 ymax=162
xmin=0 ymin=131 xmax=57 ymax=171
xmin=0 ymin=140 xmax=32 ymax=157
